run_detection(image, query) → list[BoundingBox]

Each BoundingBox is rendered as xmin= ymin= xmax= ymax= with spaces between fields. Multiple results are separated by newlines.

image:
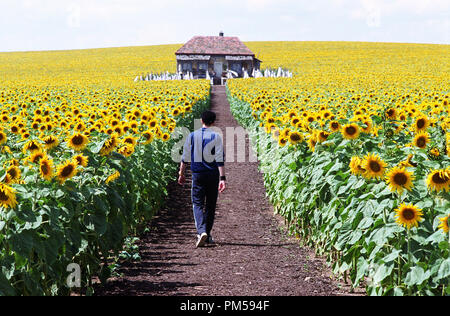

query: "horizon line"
xmin=1 ymin=39 xmax=449 ymax=54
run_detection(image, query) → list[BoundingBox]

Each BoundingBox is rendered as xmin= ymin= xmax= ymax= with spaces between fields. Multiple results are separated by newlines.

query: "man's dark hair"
xmin=201 ymin=111 xmax=216 ymax=126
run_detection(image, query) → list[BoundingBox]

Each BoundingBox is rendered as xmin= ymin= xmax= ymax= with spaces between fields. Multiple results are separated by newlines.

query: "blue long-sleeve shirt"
xmin=182 ymin=128 xmax=225 ymax=173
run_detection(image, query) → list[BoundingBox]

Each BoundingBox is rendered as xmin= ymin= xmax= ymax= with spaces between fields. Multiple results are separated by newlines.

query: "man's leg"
xmin=205 ymin=172 xmax=220 ymax=238
xmin=191 ymin=173 xmax=207 ymax=236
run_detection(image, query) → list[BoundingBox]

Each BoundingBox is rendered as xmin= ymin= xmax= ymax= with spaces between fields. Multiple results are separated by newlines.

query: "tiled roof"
xmin=176 ymin=36 xmax=255 ymax=56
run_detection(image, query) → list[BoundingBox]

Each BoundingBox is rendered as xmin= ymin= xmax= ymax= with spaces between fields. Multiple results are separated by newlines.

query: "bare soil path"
xmin=95 ymin=86 xmax=349 ymax=296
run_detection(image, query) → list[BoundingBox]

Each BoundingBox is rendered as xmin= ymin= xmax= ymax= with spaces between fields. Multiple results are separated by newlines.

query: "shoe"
xmin=196 ymin=233 xmax=208 ymax=248
xmin=206 ymin=236 xmax=215 ymax=245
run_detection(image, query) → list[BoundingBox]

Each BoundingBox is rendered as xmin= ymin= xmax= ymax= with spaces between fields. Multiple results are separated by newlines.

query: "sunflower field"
xmin=228 ymin=42 xmax=449 ymax=296
xmin=0 ymin=46 xmax=210 ymax=295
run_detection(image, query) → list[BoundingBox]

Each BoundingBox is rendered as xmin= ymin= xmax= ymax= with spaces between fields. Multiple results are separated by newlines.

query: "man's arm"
xmin=218 ymin=165 xmax=226 ymax=193
xmin=178 ymin=161 xmax=187 ymax=185
xmin=217 ymin=135 xmax=226 ymax=193
xmin=178 ymin=132 xmax=192 ymax=185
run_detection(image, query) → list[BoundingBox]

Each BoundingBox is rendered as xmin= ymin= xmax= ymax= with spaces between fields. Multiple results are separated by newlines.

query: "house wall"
xmin=176 ymin=55 xmax=260 ymax=79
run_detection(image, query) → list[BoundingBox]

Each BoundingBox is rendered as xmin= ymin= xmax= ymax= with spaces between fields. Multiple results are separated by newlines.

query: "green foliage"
xmin=0 ymin=97 xmax=210 ymax=296
xmin=228 ymin=91 xmax=449 ymax=296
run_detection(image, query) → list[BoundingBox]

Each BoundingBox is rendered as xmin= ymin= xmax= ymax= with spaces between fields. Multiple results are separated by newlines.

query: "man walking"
xmin=178 ymin=111 xmax=227 ymax=248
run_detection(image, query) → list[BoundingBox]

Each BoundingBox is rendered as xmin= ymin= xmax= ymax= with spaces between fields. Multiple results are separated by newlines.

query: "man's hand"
xmin=178 ymin=173 xmax=186 ymax=186
xmin=219 ymin=180 xmax=227 ymax=193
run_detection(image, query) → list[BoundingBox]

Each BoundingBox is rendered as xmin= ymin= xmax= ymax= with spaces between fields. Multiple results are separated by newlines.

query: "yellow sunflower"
xmin=105 ymin=170 xmax=121 ymax=184
xmin=0 ymin=131 xmax=7 ymax=145
xmin=141 ymin=130 xmax=154 ymax=145
xmin=307 ymin=134 xmax=317 ymax=152
xmin=362 ymin=153 xmax=387 ymax=180
xmin=28 ymin=150 xmax=47 ymax=164
xmin=67 ymin=133 xmax=89 ymax=151
xmin=349 ymin=156 xmax=365 ymax=176
xmin=162 ymin=133 xmax=171 ymax=142
xmin=278 ymin=136 xmax=288 ymax=147
xmin=289 ymin=131 xmax=303 ymax=145
xmin=386 ymin=108 xmax=397 ymax=120
xmin=341 ymin=123 xmax=360 ymax=140
xmin=117 ymin=144 xmax=135 ymax=158
xmin=123 ymin=136 xmax=137 ymax=147
xmin=329 ymin=121 xmax=341 ymax=133
xmin=39 ymin=157 xmax=54 ymax=181
xmin=438 ymin=214 xmax=449 ymax=234
xmin=99 ymin=135 xmax=119 ymax=156
xmin=23 ymin=140 xmax=41 ymax=154
xmin=429 ymin=147 xmax=440 ymax=158
xmin=413 ymin=132 xmax=430 ymax=149
xmin=386 ymin=166 xmax=415 ymax=194
xmin=318 ymin=131 xmax=330 ymax=143
xmin=0 ymin=183 xmax=17 ymax=209
xmin=41 ymin=135 xmax=59 ymax=150
xmin=426 ymin=169 xmax=450 ymax=193
xmin=395 ymin=203 xmax=423 ymax=230
xmin=73 ymin=154 xmax=89 ymax=167
xmin=398 ymin=154 xmax=417 ymax=168
xmin=56 ymin=160 xmax=78 ymax=183
xmin=413 ymin=116 xmax=430 ymax=132
xmin=149 ymin=119 xmax=158 ymax=129
xmin=6 ymin=166 xmax=21 ymax=183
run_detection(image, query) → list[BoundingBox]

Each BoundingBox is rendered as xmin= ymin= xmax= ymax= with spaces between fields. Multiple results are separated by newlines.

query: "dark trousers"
xmin=191 ymin=171 xmax=220 ymax=237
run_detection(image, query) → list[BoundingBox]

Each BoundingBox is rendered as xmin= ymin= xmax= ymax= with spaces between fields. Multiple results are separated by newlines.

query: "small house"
xmin=175 ymin=32 xmax=262 ymax=84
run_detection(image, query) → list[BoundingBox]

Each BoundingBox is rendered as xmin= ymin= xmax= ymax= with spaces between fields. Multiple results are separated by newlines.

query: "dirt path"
xmin=95 ymin=86 xmax=348 ymax=296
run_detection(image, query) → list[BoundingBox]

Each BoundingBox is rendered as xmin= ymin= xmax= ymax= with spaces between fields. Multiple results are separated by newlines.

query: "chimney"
xmin=219 ymin=31 xmax=224 ymax=37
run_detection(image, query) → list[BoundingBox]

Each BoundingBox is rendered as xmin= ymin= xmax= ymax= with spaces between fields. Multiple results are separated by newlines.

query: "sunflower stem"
xmin=407 ymin=228 xmax=412 ymax=267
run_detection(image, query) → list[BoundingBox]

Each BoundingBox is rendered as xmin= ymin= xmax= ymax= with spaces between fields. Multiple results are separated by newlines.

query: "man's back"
xmin=182 ymin=127 xmax=225 ymax=173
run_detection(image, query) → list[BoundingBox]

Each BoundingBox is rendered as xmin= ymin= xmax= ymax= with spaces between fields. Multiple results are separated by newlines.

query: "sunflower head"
xmin=428 ymin=147 xmax=441 ymax=160
xmin=123 ymin=136 xmax=137 ymax=147
xmin=6 ymin=166 xmax=21 ymax=183
xmin=386 ymin=108 xmax=397 ymax=120
xmin=342 ymin=123 xmax=360 ymax=140
xmin=28 ymin=150 xmax=47 ymax=164
xmin=349 ymin=156 xmax=365 ymax=176
xmin=395 ymin=203 xmax=423 ymax=230
xmin=307 ymin=134 xmax=317 ymax=152
xmin=39 ymin=157 xmax=54 ymax=181
xmin=0 ymin=183 xmax=17 ymax=209
xmin=117 ymin=144 xmax=135 ymax=158
xmin=142 ymin=130 xmax=154 ymax=145
xmin=100 ymin=135 xmax=119 ymax=156
xmin=414 ymin=132 xmax=430 ymax=149
xmin=162 ymin=133 xmax=170 ymax=142
xmin=426 ymin=169 xmax=450 ymax=193
xmin=56 ymin=160 xmax=78 ymax=184
xmin=67 ymin=133 xmax=89 ymax=151
xmin=42 ymin=135 xmax=59 ymax=150
xmin=289 ymin=132 xmax=303 ymax=146
xmin=318 ymin=131 xmax=330 ymax=143
xmin=278 ymin=136 xmax=288 ymax=147
xmin=0 ymin=131 xmax=7 ymax=145
xmin=73 ymin=154 xmax=89 ymax=167
xmin=362 ymin=153 xmax=387 ymax=180
xmin=386 ymin=166 xmax=415 ymax=194
xmin=414 ymin=116 xmax=430 ymax=132
xmin=106 ymin=170 xmax=121 ymax=184
xmin=329 ymin=121 xmax=340 ymax=132
xmin=23 ymin=140 xmax=41 ymax=154
xmin=438 ymin=214 xmax=450 ymax=234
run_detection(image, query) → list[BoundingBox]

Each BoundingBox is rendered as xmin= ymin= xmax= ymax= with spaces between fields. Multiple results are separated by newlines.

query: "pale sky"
xmin=0 ymin=0 xmax=449 ymax=52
